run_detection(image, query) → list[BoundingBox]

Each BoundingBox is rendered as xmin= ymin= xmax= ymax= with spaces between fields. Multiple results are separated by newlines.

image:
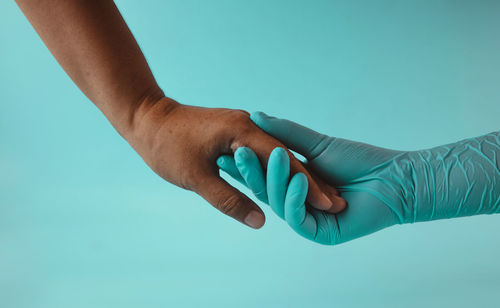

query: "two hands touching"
xmin=17 ymin=0 xmax=500 ymax=245
xmin=218 ymin=112 xmax=500 ymax=245
xmin=127 ymin=98 xmax=347 ymax=229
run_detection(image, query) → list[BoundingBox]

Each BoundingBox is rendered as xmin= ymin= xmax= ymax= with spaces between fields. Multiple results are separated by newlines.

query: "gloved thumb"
xmin=250 ymin=111 xmax=332 ymax=160
xmin=250 ymin=111 xmax=402 ymax=185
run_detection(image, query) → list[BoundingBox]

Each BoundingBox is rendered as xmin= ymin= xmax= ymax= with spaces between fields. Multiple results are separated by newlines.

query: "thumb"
xmin=250 ymin=111 xmax=402 ymax=184
xmin=250 ymin=111 xmax=331 ymax=160
xmin=195 ymin=174 xmax=266 ymax=229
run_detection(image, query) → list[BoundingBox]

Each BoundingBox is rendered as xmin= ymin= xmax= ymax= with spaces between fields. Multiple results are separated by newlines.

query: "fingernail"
xmin=217 ymin=157 xmax=225 ymax=166
xmin=244 ymin=211 xmax=265 ymax=229
xmin=316 ymin=192 xmax=333 ymax=210
xmin=331 ymin=195 xmax=347 ymax=211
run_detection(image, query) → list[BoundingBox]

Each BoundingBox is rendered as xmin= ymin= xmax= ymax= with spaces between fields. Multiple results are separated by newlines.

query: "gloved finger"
xmin=284 ymin=173 xmax=342 ymax=245
xmin=195 ymin=173 xmax=265 ymax=229
xmin=250 ymin=111 xmax=399 ymax=187
xmin=217 ymin=155 xmax=246 ymax=186
xmin=233 ymin=147 xmax=268 ymax=203
xmin=283 ymin=172 xmax=319 ymax=241
xmin=250 ymin=111 xmax=331 ymax=160
xmin=284 ymin=172 xmax=308 ymax=225
xmin=266 ymin=147 xmax=290 ymax=219
xmin=217 ymin=149 xmax=342 ymax=214
xmin=242 ymin=131 xmax=343 ymax=212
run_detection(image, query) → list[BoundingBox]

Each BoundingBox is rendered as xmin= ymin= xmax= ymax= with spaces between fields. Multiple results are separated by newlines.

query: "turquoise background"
xmin=1 ymin=0 xmax=499 ymax=307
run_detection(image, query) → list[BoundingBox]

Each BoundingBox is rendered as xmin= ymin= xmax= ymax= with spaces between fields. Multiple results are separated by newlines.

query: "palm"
xmin=301 ymin=141 xmax=412 ymax=244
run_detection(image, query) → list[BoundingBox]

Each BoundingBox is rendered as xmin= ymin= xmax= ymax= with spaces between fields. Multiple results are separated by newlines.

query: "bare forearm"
xmin=15 ymin=0 xmax=164 ymax=136
xmin=16 ymin=0 xmax=345 ymax=228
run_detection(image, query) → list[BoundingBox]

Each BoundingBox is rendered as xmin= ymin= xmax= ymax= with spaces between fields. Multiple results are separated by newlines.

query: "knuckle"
xmin=217 ymin=193 xmax=244 ymax=216
xmin=228 ymin=112 xmax=254 ymax=134
xmin=219 ymin=109 xmax=250 ymax=125
xmin=231 ymin=109 xmax=251 ymax=119
xmin=214 ymin=110 xmax=256 ymax=152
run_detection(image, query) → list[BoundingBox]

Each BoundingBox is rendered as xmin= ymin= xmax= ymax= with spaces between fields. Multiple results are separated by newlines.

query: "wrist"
xmin=111 ymin=86 xmax=175 ymax=140
xmin=120 ymin=90 xmax=181 ymax=155
xmin=404 ymin=150 xmax=438 ymax=222
xmin=407 ymin=133 xmax=500 ymax=222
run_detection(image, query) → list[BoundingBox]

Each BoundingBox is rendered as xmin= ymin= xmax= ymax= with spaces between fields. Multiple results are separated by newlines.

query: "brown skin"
xmin=15 ymin=0 xmax=346 ymax=229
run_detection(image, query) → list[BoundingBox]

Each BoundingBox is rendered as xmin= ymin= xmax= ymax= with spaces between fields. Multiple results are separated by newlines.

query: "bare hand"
xmin=126 ymin=96 xmax=346 ymax=229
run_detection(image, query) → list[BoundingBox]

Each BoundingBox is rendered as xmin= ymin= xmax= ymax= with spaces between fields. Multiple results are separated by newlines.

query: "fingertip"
xmin=270 ymin=147 xmax=289 ymax=164
xmin=306 ymin=191 xmax=333 ymax=211
xmin=197 ymin=175 xmax=264 ymax=228
xmin=234 ymin=146 xmax=251 ymax=160
xmin=217 ymin=156 xmax=228 ymax=168
xmin=288 ymin=153 xmax=331 ymax=211
xmin=249 ymin=111 xmax=267 ymax=124
xmin=325 ymin=195 xmax=348 ymax=213
xmin=304 ymin=174 xmax=335 ymax=211
xmin=244 ymin=210 xmax=266 ymax=229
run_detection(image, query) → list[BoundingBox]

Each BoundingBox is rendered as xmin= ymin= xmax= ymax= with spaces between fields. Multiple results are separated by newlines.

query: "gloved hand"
xmin=217 ymin=112 xmax=500 ymax=245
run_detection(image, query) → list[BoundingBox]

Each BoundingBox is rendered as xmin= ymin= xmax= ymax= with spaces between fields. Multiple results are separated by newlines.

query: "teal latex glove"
xmin=217 ymin=112 xmax=500 ymax=245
